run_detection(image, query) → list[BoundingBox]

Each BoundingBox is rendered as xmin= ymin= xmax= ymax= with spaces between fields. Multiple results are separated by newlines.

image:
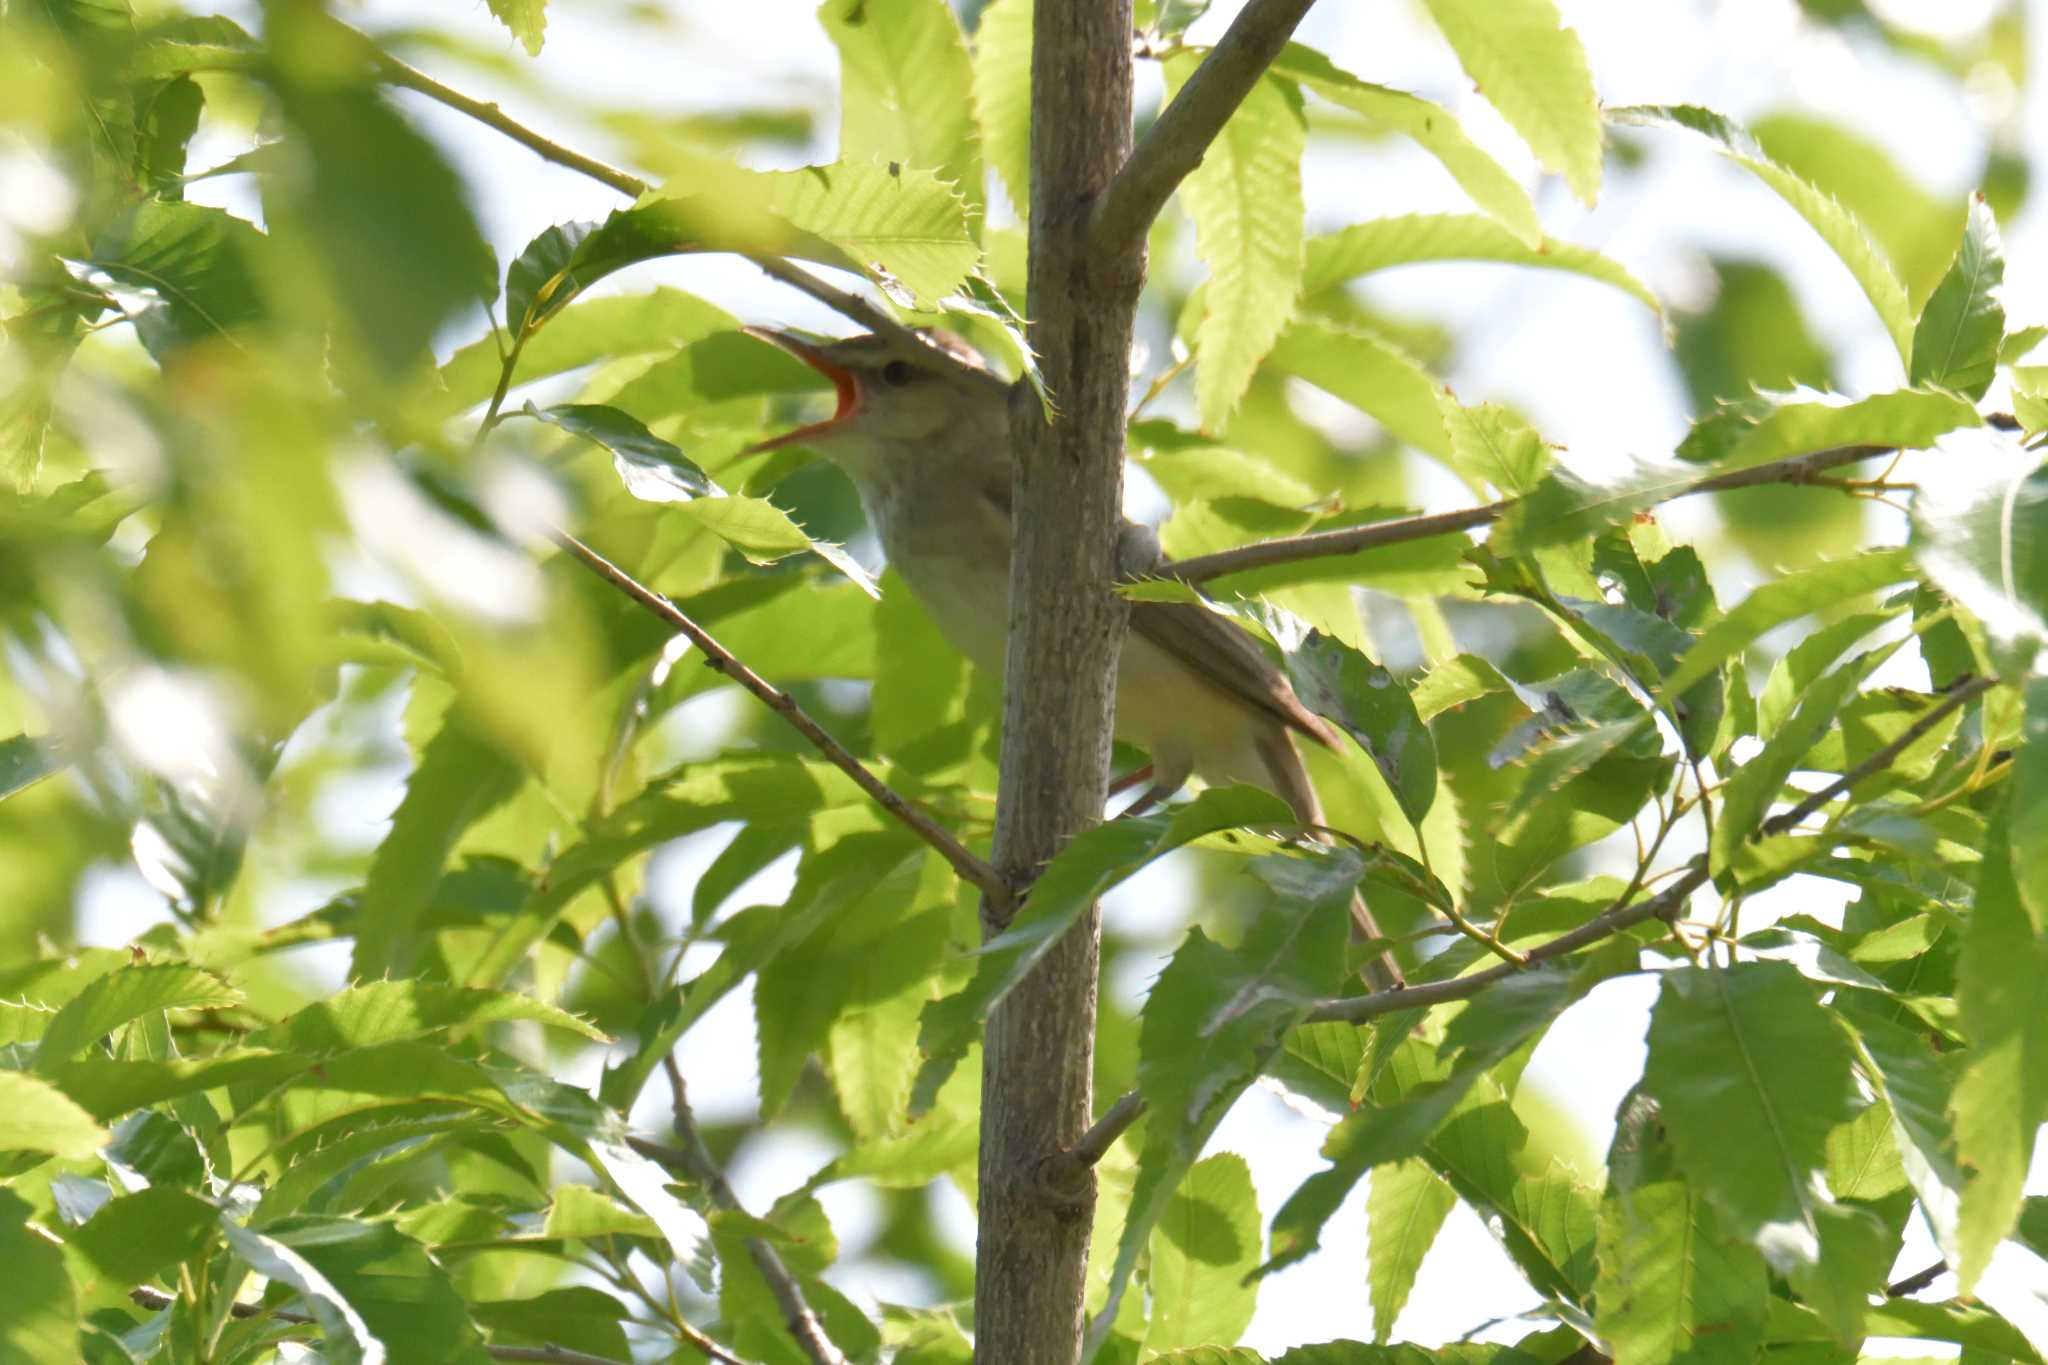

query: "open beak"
xmin=739 ymin=325 xmax=862 ymax=455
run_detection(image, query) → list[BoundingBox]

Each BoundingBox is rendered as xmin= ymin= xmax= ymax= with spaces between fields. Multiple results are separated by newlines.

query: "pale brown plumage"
xmin=742 ymin=326 xmax=1402 ymax=990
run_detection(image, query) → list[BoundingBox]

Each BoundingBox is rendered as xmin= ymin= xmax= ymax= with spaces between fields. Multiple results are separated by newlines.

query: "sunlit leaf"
xmin=1422 ymin=0 xmax=1602 ymax=205
xmin=1613 ymin=106 xmax=1913 ymax=362
xmin=0 ymin=1190 xmax=76 ymax=1364
xmin=1303 ymin=214 xmax=1659 ymax=318
xmin=524 ymin=400 xmax=714 ymax=501
xmin=1642 ymin=964 xmax=1859 ymax=1274
xmin=1144 ymin=1153 xmax=1263 ymax=1354
xmin=911 ymin=787 xmax=1296 ymax=1115
xmin=824 ymin=0 xmax=982 ymax=218
xmin=36 ymin=962 xmax=241 ymax=1065
xmin=1909 ymin=427 xmax=2048 ymax=675
xmin=1366 ymin=1159 xmax=1455 ymax=1343
xmin=1950 ymin=802 xmax=2048 ymax=1291
xmin=971 ymin=0 xmax=1032 ymax=215
xmin=1675 ymin=386 xmax=1976 ymax=468
xmin=1909 ymin=196 xmax=2005 ymax=399
xmin=1164 ymin=55 xmax=1305 ymax=430
xmin=1268 ymin=49 xmax=1540 ymax=244
xmin=0 ymin=1069 xmax=108 ymax=1160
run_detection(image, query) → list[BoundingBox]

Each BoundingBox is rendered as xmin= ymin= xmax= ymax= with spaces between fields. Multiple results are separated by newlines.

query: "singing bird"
xmin=742 ymin=326 xmax=1402 ymax=990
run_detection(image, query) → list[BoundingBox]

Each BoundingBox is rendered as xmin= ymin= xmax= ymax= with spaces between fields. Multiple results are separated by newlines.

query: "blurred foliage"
xmin=2 ymin=0 xmax=2047 ymax=1361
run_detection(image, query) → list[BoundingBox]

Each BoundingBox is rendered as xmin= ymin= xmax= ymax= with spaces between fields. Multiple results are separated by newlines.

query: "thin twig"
xmin=650 ymin=1057 xmax=849 ymax=1365
xmin=1161 ymin=444 xmax=1891 ymax=586
xmin=1758 ymin=675 xmax=1995 ymax=839
xmin=1306 ymin=857 xmax=1709 ymax=1024
xmin=1069 ymin=1090 xmax=1149 ymax=1169
xmin=1090 ymin=0 xmax=1321 ymax=256
xmin=370 ymin=42 xmax=646 ymax=197
xmin=553 ymin=530 xmax=1010 ymax=908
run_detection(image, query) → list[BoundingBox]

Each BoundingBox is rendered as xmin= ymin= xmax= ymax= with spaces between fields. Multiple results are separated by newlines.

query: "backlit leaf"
xmin=1164 ymin=55 xmax=1306 ymax=431
xmin=1422 ymin=0 xmax=1602 ymax=205
xmin=1909 ymin=196 xmax=2005 ymax=399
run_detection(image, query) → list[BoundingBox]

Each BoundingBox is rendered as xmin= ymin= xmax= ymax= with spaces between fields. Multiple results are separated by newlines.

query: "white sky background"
xmin=66 ymin=0 xmax=2048 ymax=1355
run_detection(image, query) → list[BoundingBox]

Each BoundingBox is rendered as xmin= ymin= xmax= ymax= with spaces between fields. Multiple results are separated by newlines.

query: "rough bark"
xmin=972 ymin=0 xmax=1142 ymax=1361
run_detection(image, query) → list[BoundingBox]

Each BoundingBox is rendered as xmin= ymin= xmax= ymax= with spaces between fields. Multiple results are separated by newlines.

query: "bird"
xmin=740 ymin=325 xmax=1402 ymax=991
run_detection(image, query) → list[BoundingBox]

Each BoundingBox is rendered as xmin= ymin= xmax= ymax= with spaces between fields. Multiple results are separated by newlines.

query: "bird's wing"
xmin=1127 ymin=598 xmax=1340 ymax=750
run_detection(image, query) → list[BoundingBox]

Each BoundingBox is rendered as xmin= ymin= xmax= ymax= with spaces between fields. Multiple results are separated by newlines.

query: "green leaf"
xmin=1844 ymin=1009 xmax=1965 ymax=1268
xmin=265 ymin=38 xmax=496 ymax=379
xmin=1595 ymin=1095 xmax=1768 ymax=1365
xmin=0 ymin=734 xmax=60 ymax=802
xmin=583 ymin=1136 xmax=714 ymax=1282
xmin=1303 ymin=214 xmax=1660 ymax=320
xmin=65 ymin=1186 xmax=217 ymax=1289
xmin=1950 ymin=800 xmax=2048 ymax=1291
xmin=754 ymin=837 xmax=939 ymax=1119
xmin=472 ymin=1288 xmax=631 ymax=1364
xmin=1908 ymin=428 xmax=2048 ymax=675
xmin=823 ymin=0 xmax=982 ymax=218
xmin=971 ymin=0 xmax=1032 ymax=215
xmin=1421 ymin=0 xmax=1602 ymax=205
xmin=524 ymin=401 xmax=714 ymax=501
xmin=1164 ymin=55 xmax=1305 ymax=430
xmin=1909 ymin=196 xmax=2005 ymax=399
xmin=1442 ymin=400 xmax=1553 ymax=496
xmin=911 ymin=786 xmax=1296 ymax=1115
xmin=503 ymin=220 xmax=599 ymax=339
xmin=1661 ymin=550 xmax=1913 ymax=703
xmin=1278 ymin=626 xmax=1437 ymax=824
xmin=1492 ymin=460 xmax=1700 ymax=555
xmin=0 ymin=733 xmax=60 ymax=802
xmin=219 ymin=1217 xmax=384 ymax=1365
xmin=2013 ymin=679 xmax=2048 ymax=921
xmin=1675 ymin=386 xmax=1977 ymax=467
xmin=1265 ymin=965 xmax=1605 ymax=1276
xmin=758 ymin=160 xmax=978 ymax=306
xmin=427 ymin=288 xmax=736 ymax=421
xmin=350 ymin=718 xmax=526 ymax=981
xmin=42 ymin=1048 xmax=306 ymax=1121
xmin=1267 ymin=50 xmax=1540 ymax=245
xmin=1612 ymin=106 xmax=1912 ymax=362
xmin=1366 ymin=1159 xmax=1455 ymax=1343
xmin=542 ymin=1183 xmax=662 ymax=1242
xmin=1266 ymin=319 xmax=1449 ymax=460
xmin=1712 ymin=645 xmax=1897 ymax=889
xmin=87 ymin=199 xmax=267 ymax=359
xmin=36 ymin=963 xmax=241 ymax=1066
xmin=135 ymin=74 xmax=204 ymax=195
xmin=1144 ymin=1153 xmax=1263 ymax=1354
xmin=0 ymin=1190 xmax=76 ymax=1364
xmin=262 ymin=979 xmax=607 ymax=1051
xmin=483 ymin=0 xmax=544 ymax=54
xmin=259 ymin=1218 xmax=489 ymax=1364
xmin=1088 ymin=851 xmax=1356 ymax=1359
xmin=1642 ymin=964 xmax=1859 ymax=1265
xmin=674 ymin=494 xmax=880 ymax=595
xmin=0 ymin=1069 xmax=108 ymax=1159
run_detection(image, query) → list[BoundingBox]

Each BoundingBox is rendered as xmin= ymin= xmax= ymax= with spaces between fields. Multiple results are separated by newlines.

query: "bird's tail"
xmin=1257 ymin=731 xmax=1405 ymax=993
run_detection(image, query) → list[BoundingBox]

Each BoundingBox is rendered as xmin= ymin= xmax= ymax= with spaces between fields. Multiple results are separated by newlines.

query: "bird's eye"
xmin=881 ymin=360 xmax=915 ymax=387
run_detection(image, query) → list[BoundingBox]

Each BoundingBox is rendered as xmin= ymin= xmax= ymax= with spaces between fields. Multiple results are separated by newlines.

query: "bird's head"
xmin=740 ymin=326 xmax=1007 ymax=479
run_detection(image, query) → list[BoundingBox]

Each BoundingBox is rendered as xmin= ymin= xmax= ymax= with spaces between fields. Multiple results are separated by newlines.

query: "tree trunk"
xmin=972 ymin=1 xmax=1143 ymax=1362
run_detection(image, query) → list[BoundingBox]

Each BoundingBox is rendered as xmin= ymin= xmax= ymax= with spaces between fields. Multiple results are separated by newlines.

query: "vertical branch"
xmin=974 ymin=0 xmax=1144 ymax=1362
